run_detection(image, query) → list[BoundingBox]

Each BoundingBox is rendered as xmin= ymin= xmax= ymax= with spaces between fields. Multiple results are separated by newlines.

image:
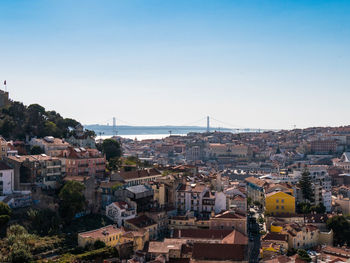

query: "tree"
xmin=299 ymin=169 xmax=313 ymax=202
xmin=311 ymin=203 xmax=326 ymax=214
xmin=6 ymin=224 xmax=33 ymax=263
xmin=94 ymin=240 xmax=106 ymax=249
xmin=107 ymin=157 xmax=121 ymax=171
xmin=296 ymin=202 xmax=311 ymax=214
xmin=0 ymin=202 xmax=11 ymax=230
xmin=8 ymin=245 xmax=33 ymax=263
xmin=30 ymin=145 xmax=44 ymax=155
xmin=327 ymin=216 xmax=350 ymax=246
xmin=27 ymin=208 xmax=60 ymax=235
xmin=102 ymin=139 xmax=122 ymax=161
xmin=59 ymin=181 xmax=85 ymax=224
xmin=297 ymin=249 xmax=311 ymax=262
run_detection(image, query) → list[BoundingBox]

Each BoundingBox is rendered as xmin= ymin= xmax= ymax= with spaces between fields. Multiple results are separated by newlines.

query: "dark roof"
xmin=0 ymin=161 xmax=12 ymax=170
xmin=192 ymin=243 xmax=247 ymax=261
xmin=173 ymin=229 xmax=233 ymax=239
xmin=262 ymin=232 xmax=288 ymax=242
xmin=120 ymin=168 xmax=161 ymax=180
xmin=126 ymin=215 xmax=156 ymax=228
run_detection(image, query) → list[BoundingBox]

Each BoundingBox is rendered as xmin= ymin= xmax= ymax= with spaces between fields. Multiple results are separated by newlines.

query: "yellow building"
xmin=78 ymin=225 xmax=126 ymax=247
xmin=265 ymin=191 xmax=295 ymax=216
xmin=151 ymin=182 xmax=166 ymax=206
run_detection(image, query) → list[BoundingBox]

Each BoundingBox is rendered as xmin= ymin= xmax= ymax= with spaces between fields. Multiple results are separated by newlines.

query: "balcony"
xmin=78 ymin=163 xmax=89 ymax=167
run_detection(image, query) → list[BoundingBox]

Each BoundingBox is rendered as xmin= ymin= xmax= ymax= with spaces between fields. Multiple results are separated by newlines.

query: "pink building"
xmin=60 ymin=147 xmax=105 ymax=177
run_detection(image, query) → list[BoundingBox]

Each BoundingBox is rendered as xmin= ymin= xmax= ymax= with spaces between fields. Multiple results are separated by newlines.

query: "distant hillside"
xmin=0 ymin=101 xmax=82 ymax=140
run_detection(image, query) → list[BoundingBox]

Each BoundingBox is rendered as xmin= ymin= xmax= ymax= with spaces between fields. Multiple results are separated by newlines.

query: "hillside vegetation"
xmin=0 ymin=101 xmax=81 ymax=140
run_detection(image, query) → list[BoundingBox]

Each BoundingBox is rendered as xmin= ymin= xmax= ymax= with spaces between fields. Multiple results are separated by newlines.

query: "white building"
xmin=106 ymin=201 xmax=136 ymax=227
xmin=0 ymin=161 xmax=14 ymax=195
xmin=334 ymin=152 xmax=350 ymax=173
xmin=322 ymin=190 xmax=332 ymax=213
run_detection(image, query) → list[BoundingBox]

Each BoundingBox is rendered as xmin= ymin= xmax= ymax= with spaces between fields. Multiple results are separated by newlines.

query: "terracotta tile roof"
xmin=79 ymin=225 xmax=124 ymax=239
xmin=245 ymin=176 xmax=266 ymax=187
xmin=192 ymin=243 xmax=247 ymax=261
xmin=120 ymin=168 xmax=161 ymax=181
xmin=126 ymin=215 xmax=156 ymax=228
xmin=173 ymin=229 xmax=232 ymax=240
xmin=213 ymin=210 xmax=246 ymax=219
xmin=262 ymin=232 xmax=288 ymax=242
xmin=221 ymin=230 xmax=248 ymax=245
xmin=7 ymin=154 xmax=59 ymax=162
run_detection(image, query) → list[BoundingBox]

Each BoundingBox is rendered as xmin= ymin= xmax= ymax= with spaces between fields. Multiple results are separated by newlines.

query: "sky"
xmin=0 ymin=0 xmax=350 ymax=129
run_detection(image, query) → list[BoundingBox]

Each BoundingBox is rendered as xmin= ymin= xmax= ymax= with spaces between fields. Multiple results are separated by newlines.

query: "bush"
xmin=77 ymin=247 xmax=119 ymax=260
xmin=94 ymin=240 xmax=106 ymax=249
xmin=297 ymin=249 xmax=311 ymax=262
xmin=8 ymin=246 xmax=33 ymax=263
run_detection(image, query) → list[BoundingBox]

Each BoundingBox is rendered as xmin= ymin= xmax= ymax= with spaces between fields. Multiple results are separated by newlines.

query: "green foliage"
xmin=8 ymin=245 xmax=33 ymax=263
xmin=327 ymin=215 xmax=350 ymax=246
xmin=0 ymin=202 xmax=11 ymax=232
xmin=0 ymin=101 xmax=82 ymax=140
xmin=299 ymin=169 xmax=313 ymax=202
xmin=311 ymin=203 xmax=326 ymax=214
xmin=247 ymin=197 xmax=252 ymax=206
xmin=296 ymin=202 xmax=311 ymax=214
xmin=102 ymin=139 xmax=122 ymax=161
xmin=76 ymin=246 xmax=119 ymax=260
xmin=107 ymin=156 xmax=121 ymax=171
xmin=30 ymin=145 xmax=44 ymax=155
xmin=93 ymin=240 xmax=106 ymax=249
xmin=297 ymin=249 xmax=311 ymax=262
xmin=59 ymin=181 xmax=85 ymax=224
xmin=253 ymin=201 xmax=261 ymax=207
xmin=27 ymin=208 xmax=60 ymax=236
xmin=258 ymin=216 xmax=265 ymax=224
xmin=5 ymin=224 xmax=33 ymax=262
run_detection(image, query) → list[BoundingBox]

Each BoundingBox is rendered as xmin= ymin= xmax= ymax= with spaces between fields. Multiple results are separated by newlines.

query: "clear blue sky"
xmin=0 ymin=0 xmax=349 ymax=129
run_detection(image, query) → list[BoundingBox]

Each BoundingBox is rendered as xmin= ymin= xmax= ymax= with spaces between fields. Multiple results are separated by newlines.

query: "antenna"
xmin=207 ymin=116 xmax=210 ymax=133
xmin=169 ymin=130 xmax=172 ymax=136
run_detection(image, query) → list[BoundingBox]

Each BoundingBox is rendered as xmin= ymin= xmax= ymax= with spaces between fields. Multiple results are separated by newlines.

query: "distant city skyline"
xmin=1 ymin=0 xmax=350 ymax=129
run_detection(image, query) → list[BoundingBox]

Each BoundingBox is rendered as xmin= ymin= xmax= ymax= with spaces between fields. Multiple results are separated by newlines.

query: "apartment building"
xmin=106 ymin=201 xmax=137 ymax=227
xmin=29 ymin=136 xmax=70 ymax=157
xmin=0 ymin=161 xmax=14 ymax=195
xmin=265 ymin=191 xmax=295 ymax=216
xmin=60 ymin=147 xmax=105 ymax=177
xmin=5 ymin=154 xmax=64 ymax=190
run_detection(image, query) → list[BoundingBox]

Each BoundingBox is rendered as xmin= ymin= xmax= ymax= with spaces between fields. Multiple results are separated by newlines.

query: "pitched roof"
xmin=192 ymin=243 xmax=247 ymax=261
xmin=173 ymin=229 xmax=233 ymax=240
xmin=213 ymin=210 xmax=246 ymax=219
xmin=222 ymin=230 xmax=248 ymax=245
xmin=78 ymin=225 xmax=124 ymax=239
xmin=119 ymin=168 xmax=161 ymax=181
xmin=245 ymin=176 xmax=266 ymax=187
xmin=262 ymin=232 xmax=288 ymax=242
xmin=126 ymin=215 xmax=156 ymax=228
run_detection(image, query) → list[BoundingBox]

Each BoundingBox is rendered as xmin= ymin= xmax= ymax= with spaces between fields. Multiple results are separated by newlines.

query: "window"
xmin=0 ymin=173 xmax=2 ymax=177
xmin=281 ymin=206 xmax=284 ymax=210
xmin=281 ymin=199 xmax=284 ymax=203
xmin=276 ymin=205 xmax=279 ymax=209
xmin=276 ymin=199 xmax=279 ymax=203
